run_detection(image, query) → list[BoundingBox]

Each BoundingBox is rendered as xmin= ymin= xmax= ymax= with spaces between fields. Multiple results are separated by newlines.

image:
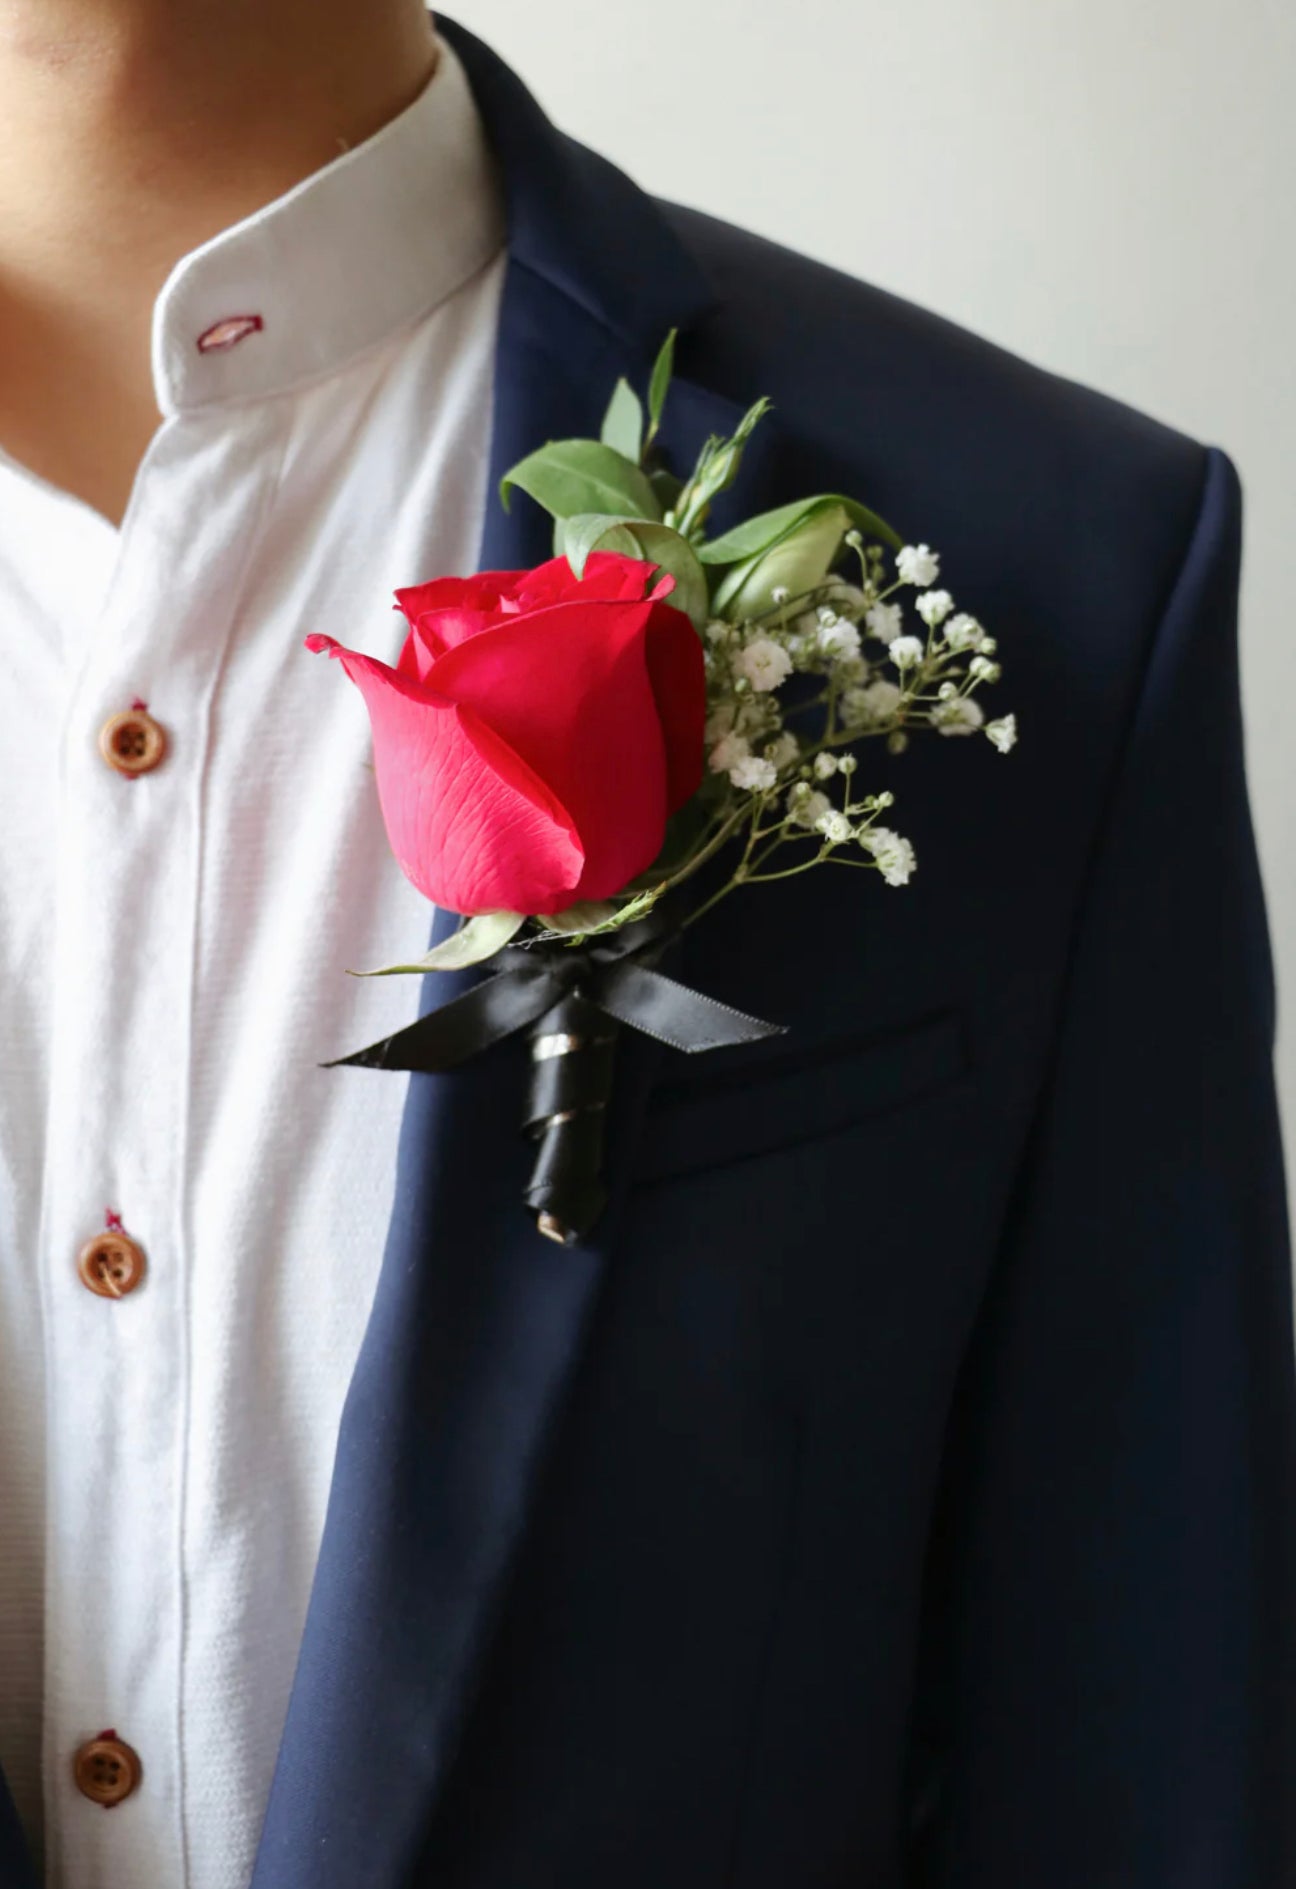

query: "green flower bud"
xmin=722 ymin=503 xmax=851 ymax=621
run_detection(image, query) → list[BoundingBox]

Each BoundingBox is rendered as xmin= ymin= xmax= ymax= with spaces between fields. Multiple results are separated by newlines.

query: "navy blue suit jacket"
xmin=6 ymin=19 xmax=1292 ymax=1888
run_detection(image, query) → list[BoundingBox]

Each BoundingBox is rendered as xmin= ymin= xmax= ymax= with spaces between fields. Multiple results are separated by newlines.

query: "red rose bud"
xmin=306 ymin=553 xmax=705 ymax=917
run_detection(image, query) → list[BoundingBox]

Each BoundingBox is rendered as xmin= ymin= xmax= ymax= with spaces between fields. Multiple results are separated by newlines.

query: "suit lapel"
xmin=252 ymin=22 xmax=763 ymax=1888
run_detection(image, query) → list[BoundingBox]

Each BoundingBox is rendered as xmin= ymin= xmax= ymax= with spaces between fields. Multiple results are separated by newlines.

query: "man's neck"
xmin=0 ymin=0 xmax=438 ymax=296
xmin=0 ymin=0 xmax=439 ymax=521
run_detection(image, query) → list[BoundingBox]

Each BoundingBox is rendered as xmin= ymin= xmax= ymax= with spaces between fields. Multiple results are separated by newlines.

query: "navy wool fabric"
xmin=4 ymin=18 xmax=1291 ymax=1889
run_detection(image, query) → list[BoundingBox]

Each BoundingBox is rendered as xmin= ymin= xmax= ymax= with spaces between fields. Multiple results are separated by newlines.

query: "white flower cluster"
xmin=670 ymin=538 xmax=1016 ymax=921
xmin=783 ymin=777 xmax=914 ymax=884
xmin=732 ymin=637 xmax=793 ymax=693
xmin=706 ymin=540 xmax=1016 ymax=790
xmin=861 ymin=827 xmax=918 ymax=887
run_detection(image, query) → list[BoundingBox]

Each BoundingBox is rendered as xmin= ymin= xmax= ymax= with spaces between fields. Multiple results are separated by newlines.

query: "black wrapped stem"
xmin=521 ymin=994 xmax=618 ymax=1244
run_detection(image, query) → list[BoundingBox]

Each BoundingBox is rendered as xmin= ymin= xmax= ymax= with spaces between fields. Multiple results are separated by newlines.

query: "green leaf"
xmin=698 ymin=498 xmax=827 ymax=566
xmin=560 ymin=514 xmax=710 ymax=630
xmin=646 ymin=329 xmax=677 ymax=443
xmin=356 ymin=910 xmax=525 ymax=977
xmin=538 ymin=901 xmax=619 ymax=936
xmin=629 ymin=526 xmax=709 ymax=630
xmin=600 ymin=378 xmax=644 ymax=462
xmin=630 ymin=525 xmax=710 ymax=627
xmin=561 ymin=512 xmax=647 ymax=575
xmin=710 ymin=548 xmax=765 ymax=616
xmin=711 ymin=501 xmax=852 ymax=619
xmin=537 ymin=889 xmax=663 ymax=941
xmin=500 ymin=440 xmax=661 ymax=524
xmin=699 ymin=493 xmax=901 ymax=565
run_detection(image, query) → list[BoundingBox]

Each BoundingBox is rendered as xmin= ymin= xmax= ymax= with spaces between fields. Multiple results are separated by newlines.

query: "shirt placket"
xmin=38 ymin=403 xmax=286 ymax=1889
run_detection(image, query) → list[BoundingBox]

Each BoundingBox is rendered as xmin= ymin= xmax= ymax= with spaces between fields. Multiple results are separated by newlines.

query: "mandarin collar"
xmin=150 ymin=36 xmax=503 ymax=417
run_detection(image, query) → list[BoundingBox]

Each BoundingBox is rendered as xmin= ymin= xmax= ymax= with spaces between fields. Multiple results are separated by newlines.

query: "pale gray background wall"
xmin=453 ymin=0 xmax=1296 ymax=1189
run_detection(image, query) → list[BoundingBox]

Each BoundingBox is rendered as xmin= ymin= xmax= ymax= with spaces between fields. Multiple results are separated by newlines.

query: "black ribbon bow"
xmin=330 ymin=912 xmax=783 ymax=1244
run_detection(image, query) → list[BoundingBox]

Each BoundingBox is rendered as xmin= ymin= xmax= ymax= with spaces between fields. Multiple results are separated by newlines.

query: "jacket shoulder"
xmin=661 ymin=201 xmax=1216 ymax=678
xmin=663 ymin=201 xmax=1207 ymax=497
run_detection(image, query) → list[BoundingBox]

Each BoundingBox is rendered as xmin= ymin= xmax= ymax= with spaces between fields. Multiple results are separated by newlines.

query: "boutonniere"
xmin=307 ymin=335 xmax=1016 ymax=1244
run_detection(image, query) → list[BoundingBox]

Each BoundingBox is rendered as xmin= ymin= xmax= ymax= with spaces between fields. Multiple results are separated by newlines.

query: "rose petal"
xmin=306 ymin=635 xmax=583 ymax=914
xmin=424 ymin=596 xmax=671 ymax=903
xmin=642 ymin=601 xmax=705 ymax=813
xmin=396 ymin=553 xmax=662 ymax=666
xmin=394 ymin=568 xmax=521 ymax=628
xmin=514 ymin=553 xmax=660 ymax=610
xmin=395 ymin=571 xmax=528 ymax=669
xmin=398 ymin=612 xmax=485 ymax=676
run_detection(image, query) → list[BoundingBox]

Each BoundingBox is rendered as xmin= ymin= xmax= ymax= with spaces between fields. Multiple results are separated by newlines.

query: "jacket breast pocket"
xmin=630 ymin=1007 xmax=970 ymax=1186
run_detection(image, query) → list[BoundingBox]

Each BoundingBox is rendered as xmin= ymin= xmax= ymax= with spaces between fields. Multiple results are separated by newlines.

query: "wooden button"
xmin=77 ymin=1231 xmax=146 ymax=1300
xmin=99 ymin=708 xmax=166 ymax=776
xmin=73 ymin=1732 xmax=141 ymax=1808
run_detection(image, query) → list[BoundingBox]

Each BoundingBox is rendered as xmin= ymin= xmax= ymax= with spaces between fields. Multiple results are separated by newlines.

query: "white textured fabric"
xmin=0 ymin=39 xmax=504 ymax=1888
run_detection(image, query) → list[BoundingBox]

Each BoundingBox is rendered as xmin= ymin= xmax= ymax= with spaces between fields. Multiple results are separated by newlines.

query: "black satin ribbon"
xmin=329 ymin=913 xmax=783 ymax=1074
xmin=328 ymin=912 xmax=784 ymax=1245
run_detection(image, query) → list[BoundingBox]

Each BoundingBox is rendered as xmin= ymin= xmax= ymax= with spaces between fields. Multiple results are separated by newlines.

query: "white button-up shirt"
xmin=0 ymin=39 xmax=505 ymax=1888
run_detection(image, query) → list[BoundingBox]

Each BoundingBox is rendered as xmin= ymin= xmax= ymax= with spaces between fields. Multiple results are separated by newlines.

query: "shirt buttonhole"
xmin=196 ymin=314 xmax=265 ymax=354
